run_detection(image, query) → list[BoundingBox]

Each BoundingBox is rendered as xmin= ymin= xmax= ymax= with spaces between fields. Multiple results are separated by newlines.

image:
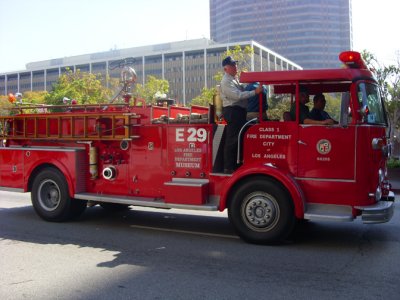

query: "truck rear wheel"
xmin=31 ymin=168 xmax=86 ymax=222
xmin=228 ymin=178 xmax=295 ymax=244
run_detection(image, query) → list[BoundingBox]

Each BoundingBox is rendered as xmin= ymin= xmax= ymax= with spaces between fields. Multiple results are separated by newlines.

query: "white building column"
xmin=250 ymin=42 xmax=254 ymax=71
xmin=182 ymin=51 xmax=186 ymax=106
xmin=142 ymin=56 xmax=145 ymax=85
xmin=106 ymin=62 xmax=109 ymax=88
xmin=204 ymin=48 xmax=207 ymax=89
xmin=162 ymin=53 xmax=165 ymax=80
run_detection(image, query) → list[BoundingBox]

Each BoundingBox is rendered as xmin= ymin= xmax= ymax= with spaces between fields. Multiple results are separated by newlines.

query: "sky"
xmin=0 ymin=0 xmax=399 ymax=73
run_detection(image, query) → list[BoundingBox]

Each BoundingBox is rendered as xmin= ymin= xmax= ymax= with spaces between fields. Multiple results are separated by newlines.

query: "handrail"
xmin=6 ymin=103 xmax=130 ymax=114
xmin=237 ymin=118 xmax=258 ymax=164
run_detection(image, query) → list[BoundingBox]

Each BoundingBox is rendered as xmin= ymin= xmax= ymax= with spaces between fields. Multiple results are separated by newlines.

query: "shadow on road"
xmin=1 ymin=203 xmax=398 ymax=258
xmin=1 ymin=202 xmax=399 ymax=299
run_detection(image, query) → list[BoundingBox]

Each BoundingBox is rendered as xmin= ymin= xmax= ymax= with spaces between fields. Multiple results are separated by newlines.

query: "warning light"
xmin=339 ymin=51 xmax=367 ymax=69
xmin=8 ymin=93 xmax=16 ymax=103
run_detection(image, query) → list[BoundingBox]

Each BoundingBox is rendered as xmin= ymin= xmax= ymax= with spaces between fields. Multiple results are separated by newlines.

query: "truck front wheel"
xmin=228 ymin=178 xmax=295 ymax=244
xmin=31 ymin=168 xmax=86 ymax=222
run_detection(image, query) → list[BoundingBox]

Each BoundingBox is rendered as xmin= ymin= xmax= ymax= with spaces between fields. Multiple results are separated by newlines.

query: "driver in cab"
xmin=290 ymin=86 xmax=335 ymax=125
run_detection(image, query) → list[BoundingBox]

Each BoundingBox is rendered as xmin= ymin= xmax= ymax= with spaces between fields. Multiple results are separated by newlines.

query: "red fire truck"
xmin=0 ymin=51 xmax=394 ymax=244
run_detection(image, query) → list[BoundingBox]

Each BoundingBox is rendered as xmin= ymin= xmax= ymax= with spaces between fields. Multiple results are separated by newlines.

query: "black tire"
xmin=31 ymin=168 xmax=86 ymax=222
xmin=99 ymin=202 xmax=130 ymax=212
xmin=228 ymin=177 xmax=295 ymax=244
xmin=69 ymin=198 xmax=88 ymax=219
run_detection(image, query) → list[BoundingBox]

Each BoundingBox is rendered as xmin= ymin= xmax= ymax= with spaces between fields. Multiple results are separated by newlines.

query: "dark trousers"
xmin=223 ymin=106 xmax=247 ymax=171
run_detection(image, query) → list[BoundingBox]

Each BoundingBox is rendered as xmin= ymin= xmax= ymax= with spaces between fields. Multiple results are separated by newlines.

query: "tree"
xmin=224 ymin=45 xmax=254 ymax=75
xmin=191 ymin=87 xmax=216 ymax=106
xmin=22 ymin=91 xmax=49 ymax=105
xmin=362 ymin=50 xmax=400 ymax=159
xmin=267 ymin=94 xmax=291 ymax=120
xmin=133 ymin=75 xmax=169 ymax=105
xmin=362 ymin=50 xmax=400 ymax=132
xmin=191 ymin=45 xmax=254 ymax=106
xmin=0 ymin=92 xmax=49 ymax=115
xmin=0 ymin=95 xmax=13 ymax=115
xmin=44 ymin=69 xmax=114 ymax=105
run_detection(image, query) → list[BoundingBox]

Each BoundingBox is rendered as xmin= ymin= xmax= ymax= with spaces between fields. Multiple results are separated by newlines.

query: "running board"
xmin=164 ymin=178 xmax=209 ymax=205
xmin=0 ymin=187 xmax=24 ymax=193
xmin=74 ymin=193 xmax=218 ymax=211
xmin=304 ymin=203 xmax=354 ymax=222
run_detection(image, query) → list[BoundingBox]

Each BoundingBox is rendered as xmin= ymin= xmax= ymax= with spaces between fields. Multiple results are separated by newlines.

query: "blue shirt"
xmin=310 ymin=108 xmax=332 ymax=121
xmin=245 ymin=83 xmax=268 ymax=112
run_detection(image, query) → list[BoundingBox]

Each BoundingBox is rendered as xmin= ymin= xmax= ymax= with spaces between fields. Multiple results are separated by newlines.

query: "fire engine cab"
xmin=0 ymin=51 xmax=394 ymax=244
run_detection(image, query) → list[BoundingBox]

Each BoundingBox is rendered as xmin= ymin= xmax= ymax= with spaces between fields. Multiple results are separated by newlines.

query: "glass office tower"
xmin=210 ymin=0 xmax=352 ymax=69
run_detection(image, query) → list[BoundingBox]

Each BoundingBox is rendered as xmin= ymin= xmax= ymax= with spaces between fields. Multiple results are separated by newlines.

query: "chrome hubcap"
xmin=241 ymin=192 xmax=279 ymax=231
xmin=38 ymin=179 xmax=61 ymax=212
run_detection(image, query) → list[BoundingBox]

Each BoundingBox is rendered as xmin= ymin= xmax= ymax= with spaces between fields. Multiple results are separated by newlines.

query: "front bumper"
xmin=355 ymin=192 xmax=395 ymax=224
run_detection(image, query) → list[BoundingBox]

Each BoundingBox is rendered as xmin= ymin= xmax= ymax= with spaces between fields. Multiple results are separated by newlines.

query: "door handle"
xmin=298 ymin=140 xmax=307 ymax=146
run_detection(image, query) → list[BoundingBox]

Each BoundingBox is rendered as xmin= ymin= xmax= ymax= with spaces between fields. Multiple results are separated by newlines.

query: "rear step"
xmin=74 ymin=192 xmax=218 ymax=211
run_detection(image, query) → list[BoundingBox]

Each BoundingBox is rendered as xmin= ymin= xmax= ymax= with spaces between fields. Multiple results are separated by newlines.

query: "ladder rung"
xmin=0 ymin=112 xmax=139 ymax=141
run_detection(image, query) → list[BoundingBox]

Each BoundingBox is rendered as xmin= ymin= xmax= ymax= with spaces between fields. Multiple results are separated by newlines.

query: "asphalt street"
xmin=0 ymin=191 xmax=399 ymax=300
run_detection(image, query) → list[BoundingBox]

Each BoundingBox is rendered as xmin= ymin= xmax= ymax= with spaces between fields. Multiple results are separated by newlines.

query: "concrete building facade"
xmin=0 ymin=39 xmax=301 ymax=104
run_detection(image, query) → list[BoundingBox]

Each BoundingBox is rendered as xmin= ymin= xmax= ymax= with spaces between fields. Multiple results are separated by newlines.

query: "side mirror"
xmin=339 ymin=92 xmax=350 ymax=127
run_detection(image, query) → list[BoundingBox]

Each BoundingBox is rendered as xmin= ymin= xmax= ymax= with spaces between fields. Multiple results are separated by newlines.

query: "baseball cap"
xmin=222 ymin=56 xmax=238 ymax=67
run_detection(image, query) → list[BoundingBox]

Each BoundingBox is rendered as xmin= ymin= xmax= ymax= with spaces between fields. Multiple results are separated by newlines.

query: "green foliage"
xmin=266 ymin=92 xmax=342 ymax=121
xmin=324 ymin=93 xmax=341 ymax=121
xmin=191 ymin=87 xmax=216 ymax=106
xmin=0 ymin=95 xmax=13 ymax=115
xmin=267 ymin=94 xmax=291 ymax=120
xmin=387 ymin=158 xmax=400 ymax=169
xmin=133 ymin=75 xmax=169 ymax=104
xmin=22 ymin=91 xmax=49 ymax=104
xmin=362 ymin=50 xmax=400 ymax=132
xmin=0 ymin=91 xmax=49 ymax=115
xmin=44 ymin=69 xmax=113 ymax=105
xmin=224 ymin=45 xmax=254 ymax=75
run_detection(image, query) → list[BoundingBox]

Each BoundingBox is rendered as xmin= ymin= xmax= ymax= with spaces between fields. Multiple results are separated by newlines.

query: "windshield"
xmin=357 ymin=82 xmax=387 ymax=125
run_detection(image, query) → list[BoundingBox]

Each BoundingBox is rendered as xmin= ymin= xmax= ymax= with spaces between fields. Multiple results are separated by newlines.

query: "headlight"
xmin=378 ymin=168 xmax=385 ymax=183
xmin=372 ymin=138 xmax=383 ymax=150
xmin=375 ymin=186 xmax=382 ymax=201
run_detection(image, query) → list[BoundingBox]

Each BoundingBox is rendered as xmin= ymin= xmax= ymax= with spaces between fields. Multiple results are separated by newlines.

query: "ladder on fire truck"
xmin=0 ymin=104 xmax=141 ymax=141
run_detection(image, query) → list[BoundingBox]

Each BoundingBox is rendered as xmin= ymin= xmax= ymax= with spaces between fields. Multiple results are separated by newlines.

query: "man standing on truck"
xmin=220 ymin=56 xmax=262 ymax=173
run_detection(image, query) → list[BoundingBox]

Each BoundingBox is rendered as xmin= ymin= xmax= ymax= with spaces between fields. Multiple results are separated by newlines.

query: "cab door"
xmin=297 ymin=125 xmax=356 ymax=180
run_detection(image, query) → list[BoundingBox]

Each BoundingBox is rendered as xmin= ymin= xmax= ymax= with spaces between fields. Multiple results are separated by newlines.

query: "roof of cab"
xmin=240 ymin=68 xmax=376 ymax=84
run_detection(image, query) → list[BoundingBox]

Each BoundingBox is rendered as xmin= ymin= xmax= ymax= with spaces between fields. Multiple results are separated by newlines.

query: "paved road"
xmin=1 ymin=191 xmax=399 ymax=300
